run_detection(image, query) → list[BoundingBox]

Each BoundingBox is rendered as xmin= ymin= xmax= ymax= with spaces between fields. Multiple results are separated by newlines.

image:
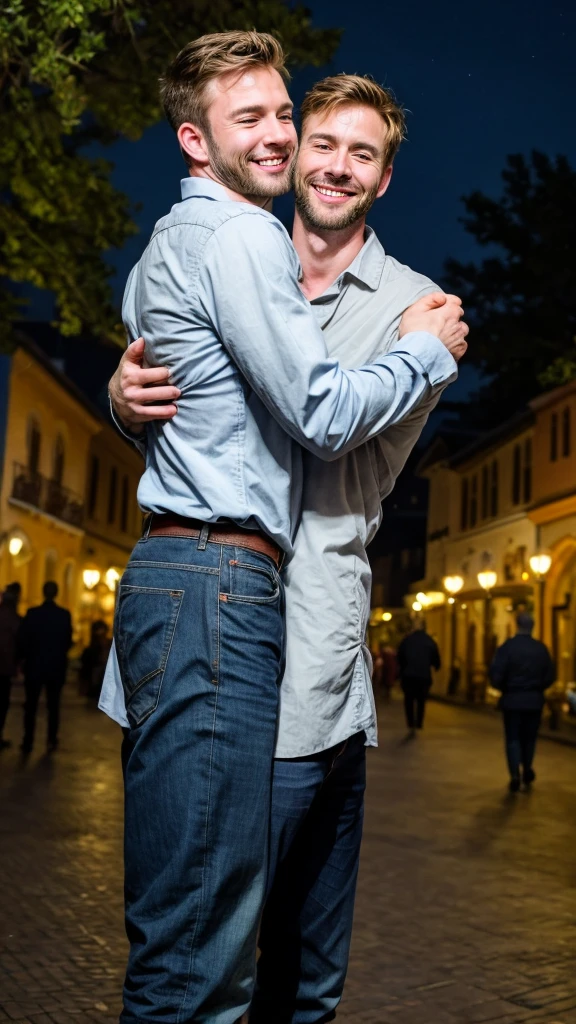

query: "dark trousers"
xmin=23 ymin=675 xmax=65 ymax=748
xmin=0 ymin=673 xmax=12 ymax=736
xmin=402 ymin=677 xmax=430 ymax=729
xmin=503 ymin=709 xmax=542 ymax=778
xmin=250 ymin=732 xmax=366 ymax=1024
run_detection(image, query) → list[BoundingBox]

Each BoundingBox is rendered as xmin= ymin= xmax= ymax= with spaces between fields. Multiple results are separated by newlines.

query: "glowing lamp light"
xmin=416 ymin=591 xmax=429 ymax=607
xmin=461 ymin=603 xmax=468 ymax=610
xmin=448 ymin=597 xmax=455 ymax=605
xmin=477 ymin=570 xmax=497 ymax=592
xmin=443 ymin=574 xmax=464 ymax=595
xmin=412 ymin=601 xmax=423 ymax=612
xmin=382 ymin=611 xmax=392 ymax=622
xmin=521 ymin=571 xmax=530 ymax=581
xmin=529 ymin=553 xmax=552 ymax=578
xmin=105 ymin=567 xmax=121 ymax=592
xmin=83 ymin=569 xmax=100 ymax=590
xmin=8 ymin=537 xmax=23 ymax=556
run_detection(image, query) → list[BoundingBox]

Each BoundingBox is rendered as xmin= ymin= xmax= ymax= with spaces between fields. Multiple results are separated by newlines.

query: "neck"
xmin=189 ymin=167 xmax=272 ymax=210
xmin=292 ymin=211 xmax=367 ymax=300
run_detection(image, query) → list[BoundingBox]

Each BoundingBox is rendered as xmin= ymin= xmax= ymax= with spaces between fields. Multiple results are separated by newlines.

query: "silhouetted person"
xmin=398 ymin=622 xmax=440 ymax=735
xmin=18 ymin=581 xmax=73 ymax=753
xmin=0 ymin=586 xmax=22 ymax=749
xmin=80 ymin=620 xmax=112 ymax=698
xmin=490 ymin=612 xmax=554 ymax=792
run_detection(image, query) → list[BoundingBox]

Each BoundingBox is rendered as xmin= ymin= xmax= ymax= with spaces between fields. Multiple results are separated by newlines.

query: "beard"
xmin=293 ymin=169 xmax=379 ymax=230
xmin=204 ymin=126 xmax=295 ymax=199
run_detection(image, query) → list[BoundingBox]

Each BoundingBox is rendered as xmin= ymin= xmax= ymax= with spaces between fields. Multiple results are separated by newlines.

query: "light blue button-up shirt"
xmin=99 ymin=179 xmax=457 ymax=746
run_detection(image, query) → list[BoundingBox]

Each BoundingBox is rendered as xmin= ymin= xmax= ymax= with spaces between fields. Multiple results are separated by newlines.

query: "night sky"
xmin=97 ymin=0 xmax=575 ymax=399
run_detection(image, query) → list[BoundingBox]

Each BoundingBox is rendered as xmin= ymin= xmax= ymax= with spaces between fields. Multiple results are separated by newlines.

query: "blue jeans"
xmin=250 ymin=732 xmax=366 ymax=1024
xmin=116 ymin=534 xmax=284 ymax=1024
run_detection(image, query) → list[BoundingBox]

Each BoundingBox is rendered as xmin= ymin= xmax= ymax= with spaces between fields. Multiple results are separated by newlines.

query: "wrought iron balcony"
xmin=11 ymin=462 xmax=84 ymax=528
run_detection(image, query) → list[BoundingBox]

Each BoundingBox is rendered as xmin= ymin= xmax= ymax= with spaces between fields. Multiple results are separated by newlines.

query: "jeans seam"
xmin=177 ymin=549 xmax=221 ymax=1022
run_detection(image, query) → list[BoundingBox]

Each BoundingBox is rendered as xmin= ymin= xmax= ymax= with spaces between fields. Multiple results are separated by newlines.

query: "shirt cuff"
xmin=391 ymin=331 xmax=458 ymax=386
xmin=108 ymin=392 xmax=146 ymax=445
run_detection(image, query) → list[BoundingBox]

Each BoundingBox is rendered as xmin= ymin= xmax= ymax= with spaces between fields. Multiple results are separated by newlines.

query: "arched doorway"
xmin=546 ymin=537 xmax=576 ymax=686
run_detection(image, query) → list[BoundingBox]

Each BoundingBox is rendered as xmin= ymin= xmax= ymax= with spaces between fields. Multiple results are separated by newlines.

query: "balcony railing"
xmin=11 ymin=462 xmax=84 ymax=528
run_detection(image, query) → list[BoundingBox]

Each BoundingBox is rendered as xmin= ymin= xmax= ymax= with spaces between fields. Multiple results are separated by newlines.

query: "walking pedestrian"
xmin=18 ymin=581 xmax=73 ymax=753
xmin=0 ymin=585 xmax=22 ymax=749
xmin=490 ymin=612 xmax=555 ymax=792
xmin=398 ymin=622 xmax=441 ymax=735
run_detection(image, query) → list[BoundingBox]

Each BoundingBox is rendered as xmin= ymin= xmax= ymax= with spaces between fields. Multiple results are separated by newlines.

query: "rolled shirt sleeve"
xmin=199 ymin=214 xmax=457 ymax=462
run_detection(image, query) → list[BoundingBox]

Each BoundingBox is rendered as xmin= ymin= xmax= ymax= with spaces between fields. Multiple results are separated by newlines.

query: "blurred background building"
xmin=0 ymin=331 xmax=142 ymax=648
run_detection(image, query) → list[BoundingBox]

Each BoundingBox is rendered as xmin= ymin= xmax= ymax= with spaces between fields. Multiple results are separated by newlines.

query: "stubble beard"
xmin=204 ymin=126 xmax=295 ymax=200
xmin=293 ymin=169 xmax=379 ymax=231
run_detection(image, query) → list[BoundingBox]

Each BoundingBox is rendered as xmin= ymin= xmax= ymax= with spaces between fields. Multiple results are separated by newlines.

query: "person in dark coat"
xmin=0 ymin=586 xmax=22 ymax=749
xmin=18 ymin=580 xmax=73 ymax=753
xmin=397 ymin=622 xmax=441 ymax=734
xmin=490 ymin=612 xmax=554 ymax=792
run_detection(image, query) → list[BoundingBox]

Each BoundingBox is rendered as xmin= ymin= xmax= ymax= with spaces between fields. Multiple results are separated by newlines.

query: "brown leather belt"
xmin=145 ymin=514 xmax=283 ymax=568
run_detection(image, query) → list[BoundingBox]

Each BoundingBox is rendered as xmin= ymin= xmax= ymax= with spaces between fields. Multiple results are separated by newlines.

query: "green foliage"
xmin=445 ymin=151 xmax=576 ymax=424
xmin=0 ymin=0 xmax=341 ymax=345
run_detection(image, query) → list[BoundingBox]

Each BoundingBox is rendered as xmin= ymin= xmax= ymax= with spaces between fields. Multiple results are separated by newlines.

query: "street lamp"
xmin=83 ymin=569 xmax=100 ymax=590
xmin=529 ymin=553 xmax=552 ymax=638
xmin=443 ymin=575 xmax=464 ymax=693
xmin=8 ymin=537 xmax=23 ymax=556
xmin=478 ymin=570 xmax=497 ymax=678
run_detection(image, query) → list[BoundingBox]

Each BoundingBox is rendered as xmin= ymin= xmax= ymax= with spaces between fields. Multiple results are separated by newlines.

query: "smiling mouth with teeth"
xmin=312 ymin=184 xmax=355 ymax=198
xmin=254 ymin=156 xmax=287 ymax=167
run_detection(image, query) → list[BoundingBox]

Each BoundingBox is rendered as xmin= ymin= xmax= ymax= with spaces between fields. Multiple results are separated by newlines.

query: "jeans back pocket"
xmin=115 ymin=584 xmax=184 ymax=726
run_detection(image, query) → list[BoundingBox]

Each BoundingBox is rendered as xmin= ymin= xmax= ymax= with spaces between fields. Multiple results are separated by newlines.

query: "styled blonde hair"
xmin=160 ymin=31 xmax=289 ymax=133
xmin=300 ymin=74 xmax=406 ymax=166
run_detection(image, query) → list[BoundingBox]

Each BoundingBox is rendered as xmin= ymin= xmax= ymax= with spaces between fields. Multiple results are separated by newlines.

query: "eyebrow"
xmin=229 ymin=102 xmax=294 ymax=119
xmin=306 ymin=131 xmax=381 ymax=158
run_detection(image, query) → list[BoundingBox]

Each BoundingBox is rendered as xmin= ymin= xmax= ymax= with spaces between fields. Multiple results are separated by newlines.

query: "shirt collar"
xmin=180 ymin=177 xmax=232 ymax=202
xmin=338 ymin=226 xmax=386 ymax=291
xmin=310 ymin=227 xmax=386 ymax=305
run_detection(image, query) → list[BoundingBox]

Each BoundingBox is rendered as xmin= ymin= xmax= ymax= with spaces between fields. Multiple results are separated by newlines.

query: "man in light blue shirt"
xmin=104 ymin=33 xmax=467 ymax=1024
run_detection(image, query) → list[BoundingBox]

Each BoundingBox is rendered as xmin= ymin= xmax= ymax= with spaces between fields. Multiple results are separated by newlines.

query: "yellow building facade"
xmin=410 ymin=383 xmax=576 ymax=724
xmin=0 ymin=341 xmax=142 ymax=647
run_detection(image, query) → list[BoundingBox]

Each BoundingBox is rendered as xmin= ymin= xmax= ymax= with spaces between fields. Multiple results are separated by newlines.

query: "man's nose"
xmin=261 ymin=116 xmax=294 ymax=148
xmin=324 ymin=150 xmax=352 ymax=180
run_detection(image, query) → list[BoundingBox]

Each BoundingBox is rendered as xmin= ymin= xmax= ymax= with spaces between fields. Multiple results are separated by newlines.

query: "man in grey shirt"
xmin=103 ymin=64 xmax=466 ymax=1023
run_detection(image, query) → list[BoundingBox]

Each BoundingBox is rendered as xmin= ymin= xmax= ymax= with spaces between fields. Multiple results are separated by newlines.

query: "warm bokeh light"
xmin=443 ymin=574 xmax=464 ymax=595
xmin=412 ymin=601 xmax=422 ymax=612
xmin=8 ymin=537 xmax=23 ymax=556
xmin=105 ymin=567 xmax=121 ymax=591
xmin=448 ymin=597 xmax=455 ymax=605
xmin=477 ymin=570 xmax=497 ymax=591
xmin=416 ymin=592 xmax=428 ymax=606
xmin=83 ymin=569 xmax=101 ymax=590
xmin=529 ymin=553 xmax=552 ymax=577
xmin=521 ymin=571 xmax=530 ymax=581
xmin=382 ymin=611 xmax=392 ymax=622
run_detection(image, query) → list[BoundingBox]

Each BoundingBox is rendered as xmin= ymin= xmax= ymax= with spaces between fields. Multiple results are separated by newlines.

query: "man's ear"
xmin=177 ymin=122 xmax=211 ymax=169
xmin=377 ymin=164 xmax=393 ymax=199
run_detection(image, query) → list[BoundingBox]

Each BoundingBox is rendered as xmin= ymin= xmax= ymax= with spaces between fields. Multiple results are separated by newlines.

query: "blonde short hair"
xmin=300 ymin=74 xmax=406 ymax=167
xmin=160 ymin=31 xmax=289 ymax=133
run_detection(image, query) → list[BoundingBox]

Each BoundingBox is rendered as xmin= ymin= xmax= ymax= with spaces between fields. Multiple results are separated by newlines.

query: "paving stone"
xmin=1 ymin=692 xmax=575 ymax=1023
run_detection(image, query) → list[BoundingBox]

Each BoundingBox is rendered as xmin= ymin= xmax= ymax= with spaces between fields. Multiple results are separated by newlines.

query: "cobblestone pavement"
xmin=1 ymin=689 xmax=575 ymax=1024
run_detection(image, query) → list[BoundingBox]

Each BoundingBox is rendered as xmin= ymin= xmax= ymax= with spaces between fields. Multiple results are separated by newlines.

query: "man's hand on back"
xmin=399 ymin=292 xmax=469 ymax=362
xmin=109 ymin=338 xmax=181 ymax=431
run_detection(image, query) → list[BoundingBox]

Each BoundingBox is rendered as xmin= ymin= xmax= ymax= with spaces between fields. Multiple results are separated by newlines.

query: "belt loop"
xmin=197 ymin=523 xmax=210 ymax=550
xmin=142 ymin=512 xmax=153 ymax=540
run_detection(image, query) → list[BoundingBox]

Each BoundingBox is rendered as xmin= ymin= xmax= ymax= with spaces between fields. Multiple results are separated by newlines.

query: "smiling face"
xmin=198 ymin=65 xmax=297 ymax=200
xmin=294 ymin=104 xmax=393 ymax=230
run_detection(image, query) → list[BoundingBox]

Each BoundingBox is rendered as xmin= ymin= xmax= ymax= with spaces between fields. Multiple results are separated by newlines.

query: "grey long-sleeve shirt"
xmin=100 ymin=224 xmax=453 ymax=754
